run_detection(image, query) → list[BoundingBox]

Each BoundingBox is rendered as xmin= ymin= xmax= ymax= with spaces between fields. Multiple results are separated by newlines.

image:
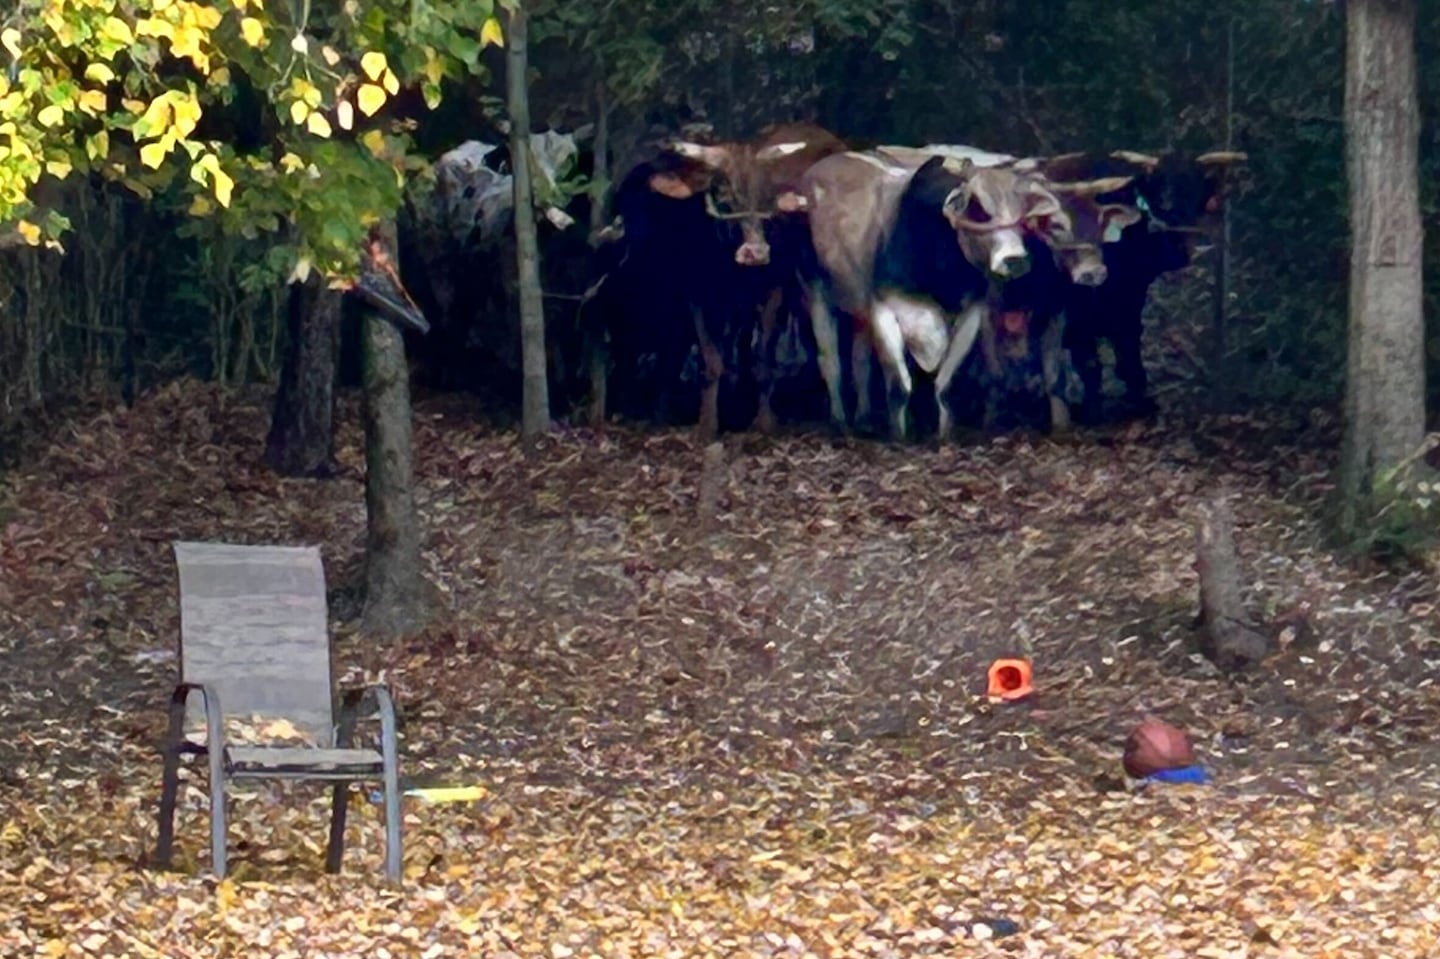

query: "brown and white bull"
xmin=799 ymin=150 xmax=1073 ymax=439
xmin=592 ymin=122 xmax=845 ymax=436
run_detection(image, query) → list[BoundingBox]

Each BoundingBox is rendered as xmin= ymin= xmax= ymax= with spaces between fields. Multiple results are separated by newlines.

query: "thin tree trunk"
xmin=590 ymin=71 xmax=611 ymax=227
xmin=265 ymin=278 xmax=341 ymax=477
xmin=506 ymin=4 xmax=550 ymax=438
xmin=359 ymin=223 xmax=435 ymax=638
xmin=1340 ymin=0 xmax=1426 ymax=527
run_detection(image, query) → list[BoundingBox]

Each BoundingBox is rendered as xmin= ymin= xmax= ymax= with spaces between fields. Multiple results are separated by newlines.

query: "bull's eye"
xmin=965 ymin=196 xmax=991 ymax=224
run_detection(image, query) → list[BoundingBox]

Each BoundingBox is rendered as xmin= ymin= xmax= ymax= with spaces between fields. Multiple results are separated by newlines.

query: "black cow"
xmin=1041 ymin=149 xmax=1248 ymax=423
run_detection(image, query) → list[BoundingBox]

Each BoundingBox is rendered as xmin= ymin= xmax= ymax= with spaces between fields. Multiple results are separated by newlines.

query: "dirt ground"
xmin=2 ymin=378 xmax=1438 ymax=958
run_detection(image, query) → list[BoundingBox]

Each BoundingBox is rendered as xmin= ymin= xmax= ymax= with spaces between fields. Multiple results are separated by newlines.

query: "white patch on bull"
xmin=756 ymin=141 xmax=809 ymax=161
xmin=921 ymin=144 xmax=1018 ymax=168
xmin=875 ymin=293 xmax=948 ymax=373
xmin=934 ymin=301 xmax=985 ymax=440
xmin=846 ymin=151 xmax=912 ymax=176
xmin=669 ymin=141 xmax=728 ymax=169
xmin=434 ymin=133 xmax=581 ymax=243
xmin=869 ymin=300 xmax=916 ymax=438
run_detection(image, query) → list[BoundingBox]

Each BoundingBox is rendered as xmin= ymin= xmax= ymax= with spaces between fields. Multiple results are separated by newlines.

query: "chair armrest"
xmin=166 ymin=681 xmax=226 ymax=756
xmin=335 ymin=684 xmax=399 ymax=757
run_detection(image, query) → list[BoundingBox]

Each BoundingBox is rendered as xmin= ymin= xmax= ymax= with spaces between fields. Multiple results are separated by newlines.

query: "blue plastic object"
xmin=1143 ymin=765 xmax=1209 ymax=785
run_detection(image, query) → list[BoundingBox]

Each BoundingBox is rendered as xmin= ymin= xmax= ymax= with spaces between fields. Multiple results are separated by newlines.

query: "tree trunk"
xmin=265 ymin=278 xmax=341 ymax=477
xmin=1339 ymin=0 xmax=1426 ymax=527
xmin=506 ymin=4 xmax=550 ymax=439
xmin=359 ymin=224 xmax=435 ymax=638
xmin=1195 ymin=498 xmax=1270 ymax=672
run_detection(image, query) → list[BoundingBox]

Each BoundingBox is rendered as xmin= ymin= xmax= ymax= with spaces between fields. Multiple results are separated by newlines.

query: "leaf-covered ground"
xmin=2 ymin=378 xmax=1438 ymax=958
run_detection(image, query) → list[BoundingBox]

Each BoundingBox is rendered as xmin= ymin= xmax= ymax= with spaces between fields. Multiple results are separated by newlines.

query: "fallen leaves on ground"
xmin=1 ymin=378 xmax=1437 ymax=958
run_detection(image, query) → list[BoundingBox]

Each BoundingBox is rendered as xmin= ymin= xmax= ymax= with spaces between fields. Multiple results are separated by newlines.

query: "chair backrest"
xmin=173 ymin=541 xmax=336 ymax=747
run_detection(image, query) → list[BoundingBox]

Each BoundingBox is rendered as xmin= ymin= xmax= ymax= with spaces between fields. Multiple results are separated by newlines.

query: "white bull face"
xmin=941 ymin=167 xmax=1066 ymax=279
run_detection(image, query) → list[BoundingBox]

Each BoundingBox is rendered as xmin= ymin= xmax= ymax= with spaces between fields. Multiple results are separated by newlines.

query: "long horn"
xmin=667 ymin=140 xmax=729 ymax=169
xmin=1048 ymin=175 xmax=1135 ymax=197
xmin=1196 ymin=150 xmax=1249 ymax=165
xmin=1110 ymin=149 xmax=1160 ymax=171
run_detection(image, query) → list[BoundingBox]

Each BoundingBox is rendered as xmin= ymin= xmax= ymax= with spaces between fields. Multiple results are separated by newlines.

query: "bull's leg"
xmin=1112 ymin=321 xmax=1155 ymax=418
xmin=1063 ymin=321 xmax=1103 ymax=425
xmin=692 ymin=306 xmax=725 ymax=442
xmin=869 ymin=302 xmax=914 ymax=441
xmin=850 ymin=321 xmax=874 ymax=433
xmin=750 ymin=287 xmax=784 ymax=434
xmin=1040 ymin=315 xmax=1071 ymax=434
xmin=808 ymin=281 xmax=848 ymax=434
xmin=932 ymin=302 xmax=985 ymax=442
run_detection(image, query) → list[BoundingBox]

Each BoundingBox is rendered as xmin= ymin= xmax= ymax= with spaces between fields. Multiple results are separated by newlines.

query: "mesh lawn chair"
xmin=153 ymin=541 xmax=402 ymax=881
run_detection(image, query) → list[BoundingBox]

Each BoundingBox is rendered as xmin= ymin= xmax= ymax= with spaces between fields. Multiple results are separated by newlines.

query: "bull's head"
xmin=940 ymin=161 xmax=1066 ymax=279
xmin=658 ymin=136 xmax=817 ymax=266
xmin=1110 ymin=148 xmax=1248 ymax=228
xmin=1045 ymin=176 xmax=1144 ymax=286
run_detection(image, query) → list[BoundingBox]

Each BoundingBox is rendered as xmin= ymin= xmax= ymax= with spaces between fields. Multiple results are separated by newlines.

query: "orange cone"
xmin=987 ymin=658 xmax=1034 ymax=701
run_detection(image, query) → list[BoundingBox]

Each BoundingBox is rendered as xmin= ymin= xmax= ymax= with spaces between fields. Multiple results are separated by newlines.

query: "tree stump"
xmin=1195 ymin=497 xmax=1271 ymax=671
xmin=697 ymin=441 xmax=727 ymax=531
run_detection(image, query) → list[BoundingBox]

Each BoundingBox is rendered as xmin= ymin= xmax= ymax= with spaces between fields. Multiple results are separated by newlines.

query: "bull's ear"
xmin=756 ymin=141 xmax=809 ymax=162
xmin=774 ymin=190 xmax=808 ymax=212
xmin=1100 ymin=203 xmax=1143 ymax=241
xmin=647 ymin=172 xmax=697 ymax=200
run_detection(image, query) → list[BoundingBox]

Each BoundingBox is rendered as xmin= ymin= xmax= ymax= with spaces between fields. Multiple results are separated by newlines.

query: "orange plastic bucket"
xmin=987 ymin=658 xmax=1034 ymax=701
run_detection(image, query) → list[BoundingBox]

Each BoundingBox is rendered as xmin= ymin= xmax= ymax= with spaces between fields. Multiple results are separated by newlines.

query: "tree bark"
xmin=506 ymin=4 xmax=551 ymax=439
xmin=265 ymin=277 xmax=341 ymax=477
xmin=1340 ymin=0 xmax=1426 ymax=526
xmin=359 ymin=223 xmax=435 ymax=638
xmin=1195 ymin=498 xmax=1270 ymax=672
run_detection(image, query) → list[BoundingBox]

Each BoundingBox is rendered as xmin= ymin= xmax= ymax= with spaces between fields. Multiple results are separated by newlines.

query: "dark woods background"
xmin=2 ymin=0 xmax=1437 ymax=440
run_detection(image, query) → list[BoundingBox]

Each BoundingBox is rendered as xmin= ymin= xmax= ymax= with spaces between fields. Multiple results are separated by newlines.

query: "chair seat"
xmin=227 ymin=746 xmax=383 ymax=776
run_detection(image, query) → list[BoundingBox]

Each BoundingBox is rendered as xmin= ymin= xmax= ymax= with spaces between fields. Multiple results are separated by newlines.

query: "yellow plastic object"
xmin=404 ymin=785 xmax=488 ymax=803
xmin=986 ymin=658 xmax=1034 ymax=701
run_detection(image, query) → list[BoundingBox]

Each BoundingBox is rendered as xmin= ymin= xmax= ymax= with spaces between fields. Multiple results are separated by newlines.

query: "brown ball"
xmin=1122 ymin=718 xmax=1197 ymax=778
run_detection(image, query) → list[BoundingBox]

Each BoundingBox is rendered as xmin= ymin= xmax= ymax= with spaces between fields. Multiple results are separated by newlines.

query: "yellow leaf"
xmin=278 ymin=152 xmax=304 ymax=172
xmin=45 ymin=158 xmax=72 ymax=179
xmin=122 ymin=98 xmax=147 ymax=114
xmin=78 ymin=89 xmax=108 ymax=114
xmin=321 ymin=45 xmax=340 ymax=66
xmin=360 ymin=129 xmax=386 ymax=157
xmin=380 ymin=68 xmax=399 ymax=96
xmin=356 ymin=83 xmax=386 ymax=117
xmin=232 ymin=0 xmax=248 ymax=10
xmin=171 ymin=95 xmax=202 ymax=138
xmin=85 ymin=131 xmax=109 ymax=161
xmin=2 ymin=28 xmax=24 ymax=60
xmin=135 ymin=18 xmax=175 ymax=41
xmin=194 ymin=6 xmax=223 ymax=29
xmin=480 ymin=17 xmax=504 ymax=49
xmin=306 ymin=111 xmax=332 ymax=138
xmin=336 ymin=99 xmax=354 ymax=131
xmin=15 ymin=219 xmax=41 ymax=245
xmin=289 ymin=99 xmax=309 ymax=124
xmin=36 ymin=104 xmax=64 ymax=128
xmin=101 ymin=16 xmax=134 ymax=45
xmin=187 ymin=193 xmax=213 ymax=215
xmin=360 ymin=50 xmax=388 ymax=81
xmin=240 ymin=17 xmax=265 ymax=47
xmin=84 ymin=63 xmax=115 ymax=84
xmin=211 ymin=166 xmax=234 ymax=207
xmin=423 ymin=48 xmax=444 ymax=85
xmin=139 ymin=139 xmax=170 ymax=169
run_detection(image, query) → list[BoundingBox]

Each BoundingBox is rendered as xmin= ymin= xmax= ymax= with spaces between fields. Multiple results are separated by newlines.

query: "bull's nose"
xmin=992 ymin=254 xmax=1030 ymax=278
xmin=1076 ymin=264 xmax=1108 ymax=287
xmin=736 ymin=243 xmax=770 ymax=266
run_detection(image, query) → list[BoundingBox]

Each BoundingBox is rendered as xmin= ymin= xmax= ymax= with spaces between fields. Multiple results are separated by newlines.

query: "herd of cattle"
xmin=406 ymin=121 xmax=1247 ymax=440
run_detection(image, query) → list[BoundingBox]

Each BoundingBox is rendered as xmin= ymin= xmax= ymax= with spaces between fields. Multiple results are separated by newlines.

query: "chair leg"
xmin=382 ymin=752 xmax=402 ymax=883
xmin=154 ymin=745 xmax=181 ymax=869
xmin=208 ymin=746 xmax=228 ymax=879
xmin=153 ymin=695 xmax=188 ymax=870
xmin=326 ymin=784 xmax=351 ymax=874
